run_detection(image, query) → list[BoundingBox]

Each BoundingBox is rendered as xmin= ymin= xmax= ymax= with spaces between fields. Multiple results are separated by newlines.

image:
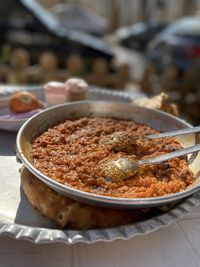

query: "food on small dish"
xmin=0 ymin=91 xmax=44 ymax=131
xmin=43 ymin=78 xmax=88 ymax=106
xmin=65 ymin=78 xmax=88 ymax=101
xmin=132 ymin=92 xmax=179 ymax=116
xmin=9 ymin=91 xmax=43 ymax=113
xmin=43 ymin=81 xmax=66 ymax=106
xmin=31 ymin=117 xmax=194 ymax=199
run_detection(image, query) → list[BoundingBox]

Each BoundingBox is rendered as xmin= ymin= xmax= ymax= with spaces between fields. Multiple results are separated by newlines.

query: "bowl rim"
xmin=16 ymin=100 xmax=200 ymax=207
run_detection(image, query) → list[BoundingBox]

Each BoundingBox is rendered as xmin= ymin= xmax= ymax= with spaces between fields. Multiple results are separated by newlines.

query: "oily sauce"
xmin=31 ymin=117 xmax=194 ymax=198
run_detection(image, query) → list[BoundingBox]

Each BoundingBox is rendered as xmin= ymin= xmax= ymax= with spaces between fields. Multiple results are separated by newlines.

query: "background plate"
xmin=0 ymin=85 xmax=142 ymax=131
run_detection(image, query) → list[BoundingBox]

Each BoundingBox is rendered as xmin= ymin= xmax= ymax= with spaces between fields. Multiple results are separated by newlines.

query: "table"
xmin=0 ymin=87 xmax=200 ymax=267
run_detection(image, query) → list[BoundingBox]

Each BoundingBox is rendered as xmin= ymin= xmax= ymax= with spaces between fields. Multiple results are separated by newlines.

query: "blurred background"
xmin=0 ymin=0 xmax=200 ymax=124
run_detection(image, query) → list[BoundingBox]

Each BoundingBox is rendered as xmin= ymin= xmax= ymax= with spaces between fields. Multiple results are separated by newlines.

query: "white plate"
xmin=0 ymin=107 xmax=44 ymax=131
xmin=0 ymin=119 xmax=26 ymax=131
xmin=0 ymin=85 xmax=143 ymax=132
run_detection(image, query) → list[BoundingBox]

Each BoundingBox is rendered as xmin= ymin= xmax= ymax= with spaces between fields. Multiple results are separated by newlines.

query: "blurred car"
xmin=0 ymin=0 xmax=113 ymax=65
xmin=115 ymin=21 xmax=167 ymax=51
xmin=147 ymin=17 xmax=200 ymax=73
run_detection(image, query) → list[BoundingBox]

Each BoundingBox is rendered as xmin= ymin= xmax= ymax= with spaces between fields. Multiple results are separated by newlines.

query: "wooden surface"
xmin=0 ymin=208 xmax=200 ymax=267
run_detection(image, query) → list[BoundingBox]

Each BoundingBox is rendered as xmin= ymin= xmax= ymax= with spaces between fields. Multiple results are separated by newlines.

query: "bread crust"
xmin=132 ymin=92 xmax=179 ymax=116
xmin=21 ymin=167 xmax=144 ymax=229
xmin=9 ymin=92 xmax=42 ymax=113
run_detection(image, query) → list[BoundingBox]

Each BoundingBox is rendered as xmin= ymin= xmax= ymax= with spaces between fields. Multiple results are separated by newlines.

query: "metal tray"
xmin=0 ymin=86 xmax=200 ymax=244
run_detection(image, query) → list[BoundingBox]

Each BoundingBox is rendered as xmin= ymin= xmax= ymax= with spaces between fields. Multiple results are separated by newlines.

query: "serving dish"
xmin=17 ymin=101 xmax=200 ymax=208
xmin=1 ymin=86 xmax=200 ymax=244
xmin=0 ymin=154 xmax=200 ymax=244
xmin=1 ymin=139 xmax=200 ymax=245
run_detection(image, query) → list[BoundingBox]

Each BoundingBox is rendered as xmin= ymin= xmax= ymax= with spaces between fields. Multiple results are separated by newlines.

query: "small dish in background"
xmin=0 ymin=107 xmax=43 ymax=131
xmin=0 ymin=90 xmax=45 ymax=131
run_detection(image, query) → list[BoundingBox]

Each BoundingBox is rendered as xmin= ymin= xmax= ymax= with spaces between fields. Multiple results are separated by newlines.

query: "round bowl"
xmin=16 ymin=101 xmax=200 ymax=208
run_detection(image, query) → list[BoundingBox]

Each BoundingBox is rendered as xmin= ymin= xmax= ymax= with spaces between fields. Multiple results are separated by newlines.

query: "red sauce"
xmin=31 ymin=117 xmax=194 ymax=198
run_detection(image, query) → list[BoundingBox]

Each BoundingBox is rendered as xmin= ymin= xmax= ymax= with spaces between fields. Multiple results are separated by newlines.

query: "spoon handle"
xmin=147 ymin=126 xmax=200 ymax=139
xmin=138 ymin=144 xmax=200 ymax=166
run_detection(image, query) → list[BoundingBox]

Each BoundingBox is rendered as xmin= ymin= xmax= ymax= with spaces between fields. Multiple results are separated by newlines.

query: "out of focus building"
xmin=40 ymin=0 xmax=200 ymax=30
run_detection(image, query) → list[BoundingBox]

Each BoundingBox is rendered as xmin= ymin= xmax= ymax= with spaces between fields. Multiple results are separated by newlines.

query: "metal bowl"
xmin=16 ymin=101 xmax=200 ymax=208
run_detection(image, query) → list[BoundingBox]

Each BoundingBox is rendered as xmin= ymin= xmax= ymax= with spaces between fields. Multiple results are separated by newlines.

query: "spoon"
xmin=98 ymin=126 xmax=200 ymax=182
xmin=99 ymin=144 xmax=200 ymax=182
xmin=99 ymin=126 xmax=200 ymax=152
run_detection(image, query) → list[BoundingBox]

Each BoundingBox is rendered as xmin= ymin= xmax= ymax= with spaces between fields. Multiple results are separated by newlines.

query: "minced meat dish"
xmin=31 ymin=117 xmax=194 ymax=198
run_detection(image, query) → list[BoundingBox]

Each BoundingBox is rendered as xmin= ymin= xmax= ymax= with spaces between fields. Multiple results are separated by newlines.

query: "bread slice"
xmin=21 ymin=167 xmax=145 ymax=229
xmin=132 ymin=92 xmax=179 ymax=116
